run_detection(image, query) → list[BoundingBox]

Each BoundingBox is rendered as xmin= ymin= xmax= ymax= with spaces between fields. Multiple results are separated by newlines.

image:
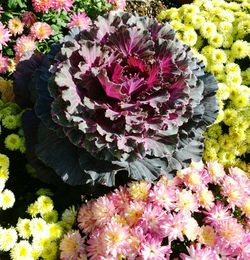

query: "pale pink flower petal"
xmin=68 ymin=13 xmax=91 ymax=30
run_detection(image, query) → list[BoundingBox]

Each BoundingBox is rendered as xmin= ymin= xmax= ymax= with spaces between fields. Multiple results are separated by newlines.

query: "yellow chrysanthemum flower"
xmin=0 ymin=153 xmax=10 ymax=170
xmin=16 ymin=218 xmax=31 ymax=239
xmin=4 ymin=134 xmax=21 ymax=151
xmin=231 ymin=40 xmax=250 ymax=59
xmin=10 ymin=240 xmax=33 ymax=260
xmin=0 ymin=189 xmax=15 ymax=210
xmin=0 ymin=78 xmax=15 ymax=103
xmin=0 ymin=227 xmax=18 ymax=252
xmin=37 ymin=195 xmax=54 ymax=215
xmin=30 ymin=218 xmax=49 ymax=239
xmin=42 ymin=210 xmax=58 ymax=223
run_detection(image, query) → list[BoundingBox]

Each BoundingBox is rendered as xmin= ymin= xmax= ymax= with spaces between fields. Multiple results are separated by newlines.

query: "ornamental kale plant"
xmin=14 ymin=12 xmax=218 ymax=187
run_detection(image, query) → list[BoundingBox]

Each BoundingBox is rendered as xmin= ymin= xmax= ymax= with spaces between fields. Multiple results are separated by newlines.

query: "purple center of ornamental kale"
xmin=14 ymin=12 xmax=218 ymax=186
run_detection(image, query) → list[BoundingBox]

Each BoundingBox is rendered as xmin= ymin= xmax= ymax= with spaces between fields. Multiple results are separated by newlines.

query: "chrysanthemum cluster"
xmin=158 ymin=0 xmax=250 ymax=172
xmin=0 ymin=100 xmax=25 ymax=153
xmin=0 ymin=191 xmax=77 ymax=260
xmin=0 ymin=0 xmax=127 ymax=73
xmin=32 ymin=0 xmax=73 ymax=13
xmin=60 ymin=161 xmax=250 ymax=259
xmin=0 ymin=153 xmax=15 ymax=211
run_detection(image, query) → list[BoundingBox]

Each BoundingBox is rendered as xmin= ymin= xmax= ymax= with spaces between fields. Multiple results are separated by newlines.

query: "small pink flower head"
xmin=78 ymin=202 xmax=96 ymax=234
xmin=241 ymin=197 xmax=250 ymax=217
xmin=108 ymin=0 xmax=126 ymax=10
xmin=108 ymin=186 xmax=131 ymax=212
xmin=213 ymin=238 xmax=236 ymax=258
xmin=60 ymin=231 xmax=86 ymax=260
xmin=178 ymin=164 xmax=210 ymax=191
xmin=52 ymin=0 xmax=73 ymax=11
xmin=162 ymin=211 xmax=187 ymax=242
xmin=127 ymin=181 xmax=151 ymax=202
xmin=30 ymin=22 xmax=53 ymax=41
xmin=123 ymin=200 xmax=145 ymax=227
xmin=139 ymin=203 xmax=167 ymax=238
xmin=127 ymin=227 xmax=145 ymax=257
xmin=101 ymin=220 xmax=129 ymax=258
xmin=149 ymin=183 xmax=177 ymax=211
xmin=206 ymin=161 xmax=226 ymax=184
xmin=236 ymin=233 xmax=250 ymax=260
xmin=68 ymin=13 xmax=91 ymax=30
xmin=0 ymin=53 xmax=10 ymax=74
xmin=221 ymin=175 xmax=245 ymax=209
xmin=180 ymin=244 xmax=219 ymax=260
xmin=217 ymin=218 xmax=245 ymax=248
xmin=8 ymin=17 xmax=24 ymax=36
xmin=229 ymin=167 xmax=250 ymax=196
xmin=32 ymin=0 xmax=53 ymax=13
xmin=91 ymin=195 xmax=117 ymax=227
xmin=203 ymin=201 xmax=231 ymax=227
xmin=22 ymin=12 xmax=37 ymax=27
xmin=197 ymin=187 xmax=215 ymax=209
xmin=86 ymin=228 xmax=106 ymax=259
xmin=140 ymin=236 xmax=171 ymax=260
xmin=14 ymin=36 xmax=36 ymax=62
xmin=0 ymin=22 xmax=11 ymax=50
xmin=176 ymin=189 xmax=198 ymax=213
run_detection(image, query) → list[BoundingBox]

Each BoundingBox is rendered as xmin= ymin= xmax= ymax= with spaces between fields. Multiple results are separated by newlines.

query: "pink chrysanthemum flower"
xmin=183 ymin=217 xmax=200 ymax=242
xmin=101 ymin=220 xmax=129 ymax=258
xmin=213 ymin=238 xmax=236 ymax=258
xmin=30 ymin=22 xmax=53 ymax=41
xmin=236 ymin=233 xmax=250 ymax=260
xmin=180 ymin=244 xmax=219 ymax=260
xmin=207 ymin=161 xmax=226 ymax=184
xmin=127 ymin=181 xmax=151 ymax=202
xmin=241 ymin=198 xmax=250 ymax=217
xmin=176 ymin=189 xmax=198 ymax=213
xmin=221 ymin=175 xmax=245 ymax=209
xmin=108 ymin=0 xmax=126 ymax=10
xmin=60 ymin=231 xmax=86 ymax=260
xmin=8 ymin=17 xmax=24 ymax=36
xmin=217 ymin=218 xmax=245 ymax=248
xmin=0 ymin=22 xmax=11 ymax=50
xmin=68 ymin=13 xmax=91 ymax=30
xmin=86 ymin=229 xmax=106 ymax=259
xmin=22 ymin=12 xmax=36 ymax=27
xmin=229 ymin=167 xmax=250 ymax=196
xmin=78 ymin=202 xmax=96 ymax=234
xmin=0 ymin=54 xmax=9 ymax=74
xmin=127 ymin=227 xmax=145 ymax=257
xmin=52 ymin=0 xmax=73 ymax=11
xmin=162 ymin=212 xmax=187 ymax=242
xmin=32 ymin=0 xmax=53 ymax=13
xmin=140 ymin=237 xmax=171 ymax=260
xmin=123 ymin=200 xmax=145 ymax=227
xmin=108 ymin=186 xmax=131 ymax=212
xmin=14 ymin=36 xmax=36 ymax=62
xmin=203 ymin=202 xmax=231 ymax=227
xmin=91 ymin=196 xmax=116 ymax=227
xmin=178 ymin=166 xmax=211 ymax=191
xmin=149 ymin=183 xmax=177 ymax=211
xmin=198 ymin=225 xmax=216 ymax=247
xmin=139 ymin=204 xmax=167 ymax=238
xmin=197 ymin=187 xmax=215 ymax=209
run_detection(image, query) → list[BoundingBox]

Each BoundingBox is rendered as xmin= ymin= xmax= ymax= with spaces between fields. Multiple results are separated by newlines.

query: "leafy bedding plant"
xmin=14 ymin=11 xmax=218 ymax=187
xmin=158 ymin=0 xmax=250 ymax=174
xmin=59 ymin=161 xmax=250 ymax=259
